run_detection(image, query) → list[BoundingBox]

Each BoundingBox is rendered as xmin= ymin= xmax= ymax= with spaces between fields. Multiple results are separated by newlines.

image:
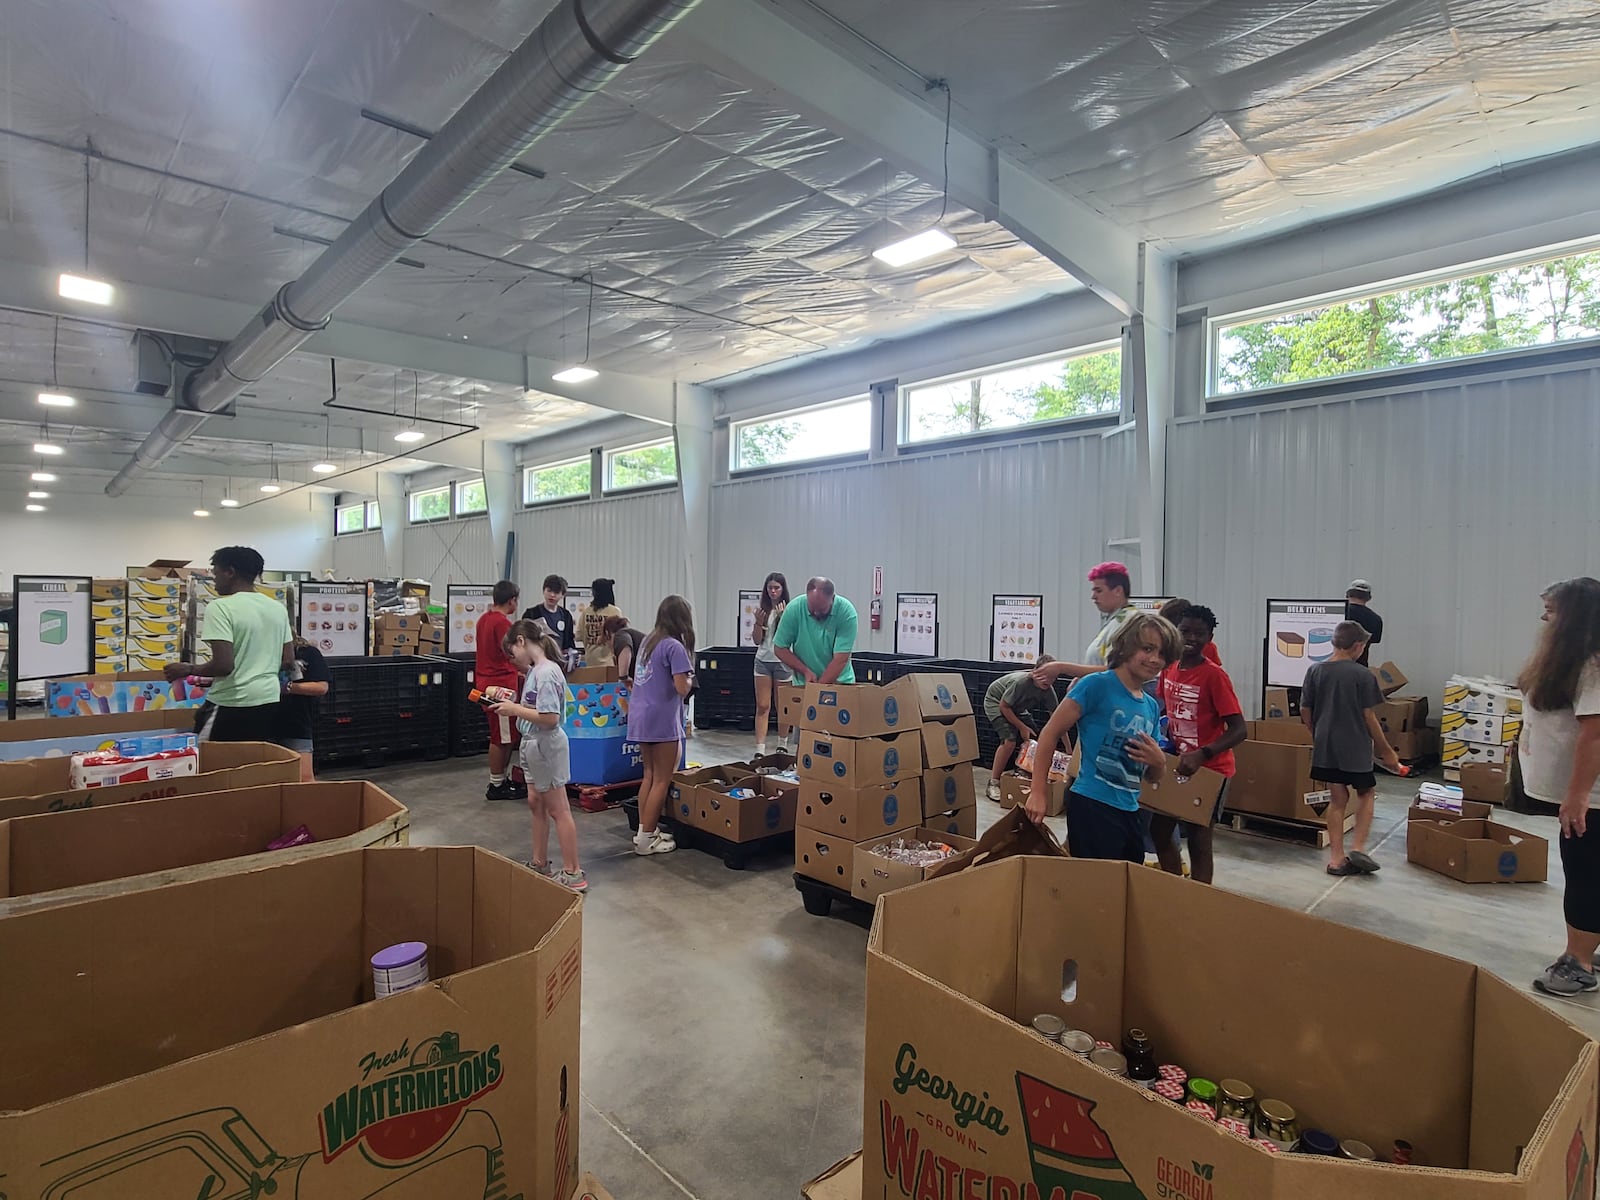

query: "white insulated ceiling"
xmin=0 ymin=0 xmax=1598 ymax=491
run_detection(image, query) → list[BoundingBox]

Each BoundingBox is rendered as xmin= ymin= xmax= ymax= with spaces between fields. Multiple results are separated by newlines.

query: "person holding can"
xmin=1522 ymin=578 xmax=1600 ymax=996
xmin=1150 ymin=605 xmax=1246 ymax=884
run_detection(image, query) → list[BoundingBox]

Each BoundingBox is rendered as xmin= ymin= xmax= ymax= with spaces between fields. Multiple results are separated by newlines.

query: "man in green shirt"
xmin=165 ymin=546 xmax=293 ymax=743
xmin=774 ymin=576 xmax=856 ymax=685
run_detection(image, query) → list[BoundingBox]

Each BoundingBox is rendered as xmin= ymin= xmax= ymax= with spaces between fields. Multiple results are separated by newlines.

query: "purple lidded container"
xmin=372 ymin=941 xmax=429 ymax=998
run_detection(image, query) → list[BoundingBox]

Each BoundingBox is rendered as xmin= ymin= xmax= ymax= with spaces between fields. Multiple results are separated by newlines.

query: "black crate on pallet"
xmin=313 ymin=656 xmax=450 ymax=768
xmin=440 ymin=652 xmax=489 ymax=757
xmin=849 ymin=651 xmax=935 ymax=683
xmin=694 ymin=646 xmax=757 ymax=729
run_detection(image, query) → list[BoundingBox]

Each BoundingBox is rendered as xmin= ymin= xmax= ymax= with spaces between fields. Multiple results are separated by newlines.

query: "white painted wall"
xmin=510 ymin=490 xmax=688 ymax=622
xmin=0 ymin=489 xmax=332 ymax=580
xmin=402 ymin=517 xmax=498 ymax=587
xmin=708 ymin=426 xmax=1139 ymax=657
xmin=330 ymin=530 xmax=394 ymax=580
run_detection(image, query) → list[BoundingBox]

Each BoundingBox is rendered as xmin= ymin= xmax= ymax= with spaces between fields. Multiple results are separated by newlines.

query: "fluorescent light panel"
xmin=27 ymin=490 xmax=48 ymax=499
xmin=38 ymin=392 xmax=75 ymax=407
xmin=552 ymin=366 xmax=598 ymax=383
xmin=193 ymin=508 xmax=211 ymax=517
xmin=33 ymin=442 xmax=63 ymax=455
xmin=220 ymin=497 xmax=240 ymax=508
xmin=872 ymin=227 xmax=957 ymax=267
xmin=312 ymin=462 xmax=338 ymax=474
xmin=58 ymin=272 xmax=114 ymax=305
xmin=259 ymin=483 xmax=282 ymax=493
xmin=31 ymin=471 xmax=57 ymax=482
xmin=25 ymin=503 xmax=45 ymax=512
xmin=394 ymin=429 xmax=426 ymax=444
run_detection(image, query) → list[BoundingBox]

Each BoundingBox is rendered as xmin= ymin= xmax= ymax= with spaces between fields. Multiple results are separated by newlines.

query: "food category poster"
xmin=1129 ymin=596 xmax=1174 ymax=613
xmin=565 ymin=586 xmax=592 ymax=645
xmin=895 ymin=592 xmax=939 ymax=657
xmin=1265 ymin=598 xmax=1346 ymax=688
xmin=13 ymin=575 xmax=92 ymax=682
xmin=739 ymin=590 xmax=763 ymax=648
xmin=447 ymin=584 xmax=497 ymax=653
xmin=299 ymin=582 xmax=370 ymax=658
xmin=991 ymin=594 xmax=1043 ymax=665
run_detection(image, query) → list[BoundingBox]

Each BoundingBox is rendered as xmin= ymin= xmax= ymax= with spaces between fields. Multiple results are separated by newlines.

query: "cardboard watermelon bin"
xmin=0 ymin=845 xmax=582 ymax=1200
xmin=863 ymin=857 xmax=1598 ymax=1199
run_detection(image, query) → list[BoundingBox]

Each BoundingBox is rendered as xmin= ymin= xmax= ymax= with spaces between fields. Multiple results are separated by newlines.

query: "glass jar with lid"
xmin=1217 ymin=1079 xmax=1256 ymax=1125
xmin=1253 ymin=1099 xmax=1299 ymax=1152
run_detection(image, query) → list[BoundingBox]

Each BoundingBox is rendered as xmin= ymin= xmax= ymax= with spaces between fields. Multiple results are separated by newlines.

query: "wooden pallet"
xmin=1222 ymin=809 xmax=1356 ymax=849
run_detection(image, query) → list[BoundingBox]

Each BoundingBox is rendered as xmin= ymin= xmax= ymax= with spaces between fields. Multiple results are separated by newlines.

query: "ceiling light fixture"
xmin=31 ymin=471 xmax=57 ymax=483
xmin=194 ymin=508 xmax=211 ymax=517
xmin=394 ymin=370 xmax=427 ymax=442
xmin=554 ymin=274 xmax=599 ymax=384
xmin=26 ymin=503 xmax=46 ymax=512
xmin=33 ymin=441 xmax=63 ymax=455
xmin=260 ymin=445 xmax=282 ymax=493
xmin=28 ymin=490 xmax=49 ymax=499
xmin=38 ymin=391 xmax=75 ymax=407
xmin=312 ymin=461 xmax=339 ymax=474
xmin=873 ymin=80 xmax=957 ymax=268
xmin=220 ymin=497 xmax=240 ymax=508
xmin=58 ymin=272 xmax=114 ymax=306
xmin=394 ymin=429 xmax=426 ymax=444
xmin=312 ymin=413 xmax=338 ymax=472
xmin=259 ymin=482 xmax=282 ymax=493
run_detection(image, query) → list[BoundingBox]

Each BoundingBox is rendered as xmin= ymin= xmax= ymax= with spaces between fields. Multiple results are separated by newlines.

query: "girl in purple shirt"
xmin=632 ymin=595 xmax=696 ymax=856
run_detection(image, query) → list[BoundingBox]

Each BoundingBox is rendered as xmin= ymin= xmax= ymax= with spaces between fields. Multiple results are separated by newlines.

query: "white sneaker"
xmin=985 ymin=781 xmax=1002 ymax=802
xmin=755 ymin=744 xmax=767 ymax=757
xmin=634 ymin=829 xmax=677 ymax=856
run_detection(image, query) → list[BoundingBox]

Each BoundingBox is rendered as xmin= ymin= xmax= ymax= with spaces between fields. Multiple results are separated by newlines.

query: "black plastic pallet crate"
xmin=439 ymin=652 xmax=489 ymax=757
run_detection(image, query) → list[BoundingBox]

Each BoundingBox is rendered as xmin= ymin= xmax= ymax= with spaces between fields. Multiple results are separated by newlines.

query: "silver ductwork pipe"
xmin=106 ymin=0 xmax=702 ymax=497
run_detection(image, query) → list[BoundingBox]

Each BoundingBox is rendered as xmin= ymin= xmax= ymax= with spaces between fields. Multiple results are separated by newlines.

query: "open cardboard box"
xmin=1227 ymin=724 xmax=1335 ymax=825
xmin=0 ymin=781 xmax=410 ymax=916
xmin=908 ymin=672 xmax=973 ymax=721
xmin=0 ymin=845 xmax=583 ymax=1200
xmin=863 ymin=857 xmax=1598 ymax=1199
xmin=0 ymin=709 xmax=198 ymax=762
xmin=1372 ymin=660 xmax=1410 ymax=695
xmin=1408 ymin=818 xmax=1549 ymax=884
xmin=804 ymin=1153 xmax=863 ymax=1200
xmin=999 ymin=770 xmax=1067 ymax=816
xmin=1460 ymin=762 xmax=1511 ymax=804
xmin=852 ymin=825 xmax=980 ymax=905
xmin=0 ymin=740 xmax=301 ymax=820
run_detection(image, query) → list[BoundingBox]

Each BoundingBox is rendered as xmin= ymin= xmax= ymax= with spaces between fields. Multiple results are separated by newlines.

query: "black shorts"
xmin=1312 ymin=767 xmax=1377 ymax=792
xmin=1561 ymin=820 xmax=1600 ymax=935
xmin=196 ymin=701 xmax=279 ymax=743
xmin=1067 ymin=790 xmax=1144 ymax=863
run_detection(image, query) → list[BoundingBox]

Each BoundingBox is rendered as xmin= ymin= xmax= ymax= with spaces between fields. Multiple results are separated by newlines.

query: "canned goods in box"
xmin=1030 ymin=1013 xmax=1066 ymax=1040
xmin=1060 ymin=1030 xmax=1095 ymax=1056
xmin=1088 ymin=1048 xmax=1126 ymax=1076
xmin=372 ymin=941 xmax=429 ymax=998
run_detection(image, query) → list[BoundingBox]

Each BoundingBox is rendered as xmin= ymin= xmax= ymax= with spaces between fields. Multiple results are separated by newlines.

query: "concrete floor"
xmin=328 ymin=730 xmax=1589 ymax=1200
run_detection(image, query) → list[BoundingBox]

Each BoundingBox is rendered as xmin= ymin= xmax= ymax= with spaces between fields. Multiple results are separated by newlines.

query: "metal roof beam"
xmin=678 ymin=0 xmax=1142 ymax=316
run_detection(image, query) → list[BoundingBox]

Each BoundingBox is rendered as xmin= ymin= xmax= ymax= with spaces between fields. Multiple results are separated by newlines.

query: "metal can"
xmin=1297 ymin=1129 xmax=1339 ymax=1156
xmin=1031 ymin=1013 xmax=1066 ymax=1040
xmin=1341 ymin=1140 xmax=1377 ymax=1161
xmin=1253 ymin=1100 xmax=1300 ymax=1152
xmin=1217 ymin=1079 xmax=1257 ymax=1126
xmin=1061 ymin=1030 xmax=1096 ymax=1056
xmin=1185 ymin=1078 xmax=1219 ymax=1114
xmin=1089 ymin=1048 xmax=1128 ymax=1076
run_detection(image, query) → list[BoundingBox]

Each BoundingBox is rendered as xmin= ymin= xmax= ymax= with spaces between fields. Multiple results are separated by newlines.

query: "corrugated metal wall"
xmin=709 ymin=427 xmax=1139 ymax=656
xmin=1167 ymin=360 xmax=1600 ymax=711
xmin=402 ymin=517 xmax=497 ymax=587
xmin=330 ymin=530 xmax=391 ymax=580
xmin=510 ymin=491 xmax=689 ymax=620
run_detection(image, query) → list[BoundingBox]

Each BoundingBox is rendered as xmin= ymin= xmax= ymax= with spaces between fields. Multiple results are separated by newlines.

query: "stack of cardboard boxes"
xmin=126 ymin=576 xmax=183 ymax=673
xmin=793 ymin=673 xmax=979 ymax=892
xmin=1405 ymin=783 xmax=1548 ymax=883
xmin=91 ymin=578 xmax=126 ymax=675
xmin=668 ymin=756 xmax=799 ymax=844
xmin=373 ymin=611 xmax=443 ymax=657
xmin=1441 ymin=674 xmax=1522 ymax=781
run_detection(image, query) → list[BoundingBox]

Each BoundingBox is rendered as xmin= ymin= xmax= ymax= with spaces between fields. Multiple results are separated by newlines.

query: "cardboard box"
xmin=1371 ymin=660 xmax=1409 ymax=695
xmin=136 ymin=557 xmax=196 ymax=580
xmin=375 ymin=611 xmax=435 ymax=633
xmin=922 ymin=765 xmax=977 ymax=817
xmin=798 ymin=777 xmax=922 ymax=840
xmin=91 ymin=577 xmax=127 ymax=600
xmin=908 ymin=672 xmax=974 ymax=721
xmin=1460 ymin=762 xmax=1511 ymax=804
xmin=375 ymin=630 xmax=431 ymax=650
xmin=1227 ymin=736 xmax=1331 ymax=823
xmin=851 ymin=826 xmax=979 ymax=905
xmin=1251 ymin=717 xmax=1313 ymax=746
xmin=0 ymin=780 xmax=410 ymax=916
xmin=863 ymin=856 xmax=1599 ymax=1200
xmin=1262 ymin=686 xmax=1292 ymax=719
xmin=372 ymin=645 xmax=421 ymax=657
xmin=128 ymin=577 xmax=181 ymax=600
xmin=0 ymin=845 xmax=584 ymax=1200
xmin=798 ymin=729 xmax=923 ymax=788
xmin=128 ymin=651 xmax=181 ymax=671
xmin=1408 ymin=818 xmax=1549 ymax=884
xmin=779 ymin=683 xmax=805 ymax=726
xmin=920 ymin=715 xmax=979 ymax=769
xmin=1377 ymin=696 xmax=1430 ymax=732
xmin=668 ymin=765 xmax=759 ymax=832
xmin=567 ymin=666 xmax=618 ymax=685
xmin=804 ymin=1153 xmax=862 ymax=1200
xmin=1444 ymin=675 xmax=1523 ymax=716
xmin=699 ymin=777 xmax=798 ymax=843
xmin=45 ymin=671 xmax=207 ymax=717
xmin=128 ymin=615 xmax=183 ymax=639
xmin=0 ymin=741 xmax=301 ymax=820
xmin=795 ymin=828 xmax=856 ymax=886
xmin=572 ymin=1172 xmax=615 ymax=1200
xmin=1138 ymin=755 xmax=1226 ymax=824
xmin=0 ymin=709 xmax=200 ymax=762
xmin=130 ymin=594 xmax=182 ymax=619
xmin=1443 ymin=737 xmax=1512 ymax=769
xmin=1442 ymin=709 xmax=1521 ymax=747
xmin=922 ymin=805 xmax=978 ymax=839
xmin=1388 ymin=726 xmax=1440 ymax=760
xmin=999 ymin=770 xmax=1067 ymax=817
xmin=800 ymin=677 xmax=920 ymax=738
xmin=1409 ymin=796 xmax=1496 ymax=823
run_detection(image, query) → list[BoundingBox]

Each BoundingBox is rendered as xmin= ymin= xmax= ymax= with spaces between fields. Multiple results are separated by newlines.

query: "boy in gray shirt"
xmin=984 ymin=657 xmax=1059 ymax=801
xmin=1301 ymin=621 xmax=1405 ymax=877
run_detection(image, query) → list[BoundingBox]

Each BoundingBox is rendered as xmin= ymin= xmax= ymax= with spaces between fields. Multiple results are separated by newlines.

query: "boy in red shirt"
xmin=476 ymin=579 xmax=525 ymax=801
xmin=1151 ymin=605 xmax=1247 ymax=884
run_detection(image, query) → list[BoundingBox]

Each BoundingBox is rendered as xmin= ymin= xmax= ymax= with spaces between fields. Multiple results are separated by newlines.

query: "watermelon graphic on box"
xmin=1016 ymin=1073 xmax=1147 ymax=1200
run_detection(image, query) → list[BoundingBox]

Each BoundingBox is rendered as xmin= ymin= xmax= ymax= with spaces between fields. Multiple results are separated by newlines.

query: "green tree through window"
xmin=527 ymin=459 xmax=591 ymax=502
xmin=903 ymin=347 xmax=1122 ymax=443
xmin=1216 ymin=250 xmax=1600 ymax=393
xmin=608 ymin=441 xmax=677 ymax=489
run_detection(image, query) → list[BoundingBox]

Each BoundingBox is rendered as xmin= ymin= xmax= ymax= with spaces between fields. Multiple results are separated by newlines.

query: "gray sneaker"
xmin=1347 ymin=850 xmax=1381 ymax=874
xmin=1534 ymin=954 xmax=1598 ymax=996
xmin=524 ymin=860 xmax=558 ymax=879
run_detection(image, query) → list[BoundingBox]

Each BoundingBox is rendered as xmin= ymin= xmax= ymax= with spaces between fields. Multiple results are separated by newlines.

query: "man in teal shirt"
xmin=774 ymin=576 xmax=856 ymax=684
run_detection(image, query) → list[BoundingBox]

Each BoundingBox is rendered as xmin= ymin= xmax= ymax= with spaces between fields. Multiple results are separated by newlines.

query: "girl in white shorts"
xmin=492 ymin=620 xmax=586 ymax=893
